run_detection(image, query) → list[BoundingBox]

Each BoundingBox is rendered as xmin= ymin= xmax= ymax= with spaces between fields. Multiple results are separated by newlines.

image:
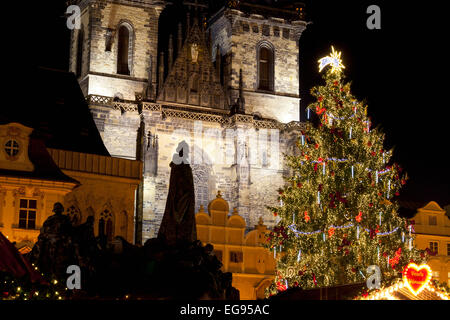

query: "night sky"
xmin=15 ymin=0 xmax=450 ymax=207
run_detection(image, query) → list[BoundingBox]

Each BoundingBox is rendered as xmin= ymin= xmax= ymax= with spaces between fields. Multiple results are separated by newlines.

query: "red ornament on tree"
xmin=304 ymin=211 xmax=310 ymax=223
xmin=355 ymin=211 xmax=363 ymax=223
xmin=328 ymin=227 xmax=335 ymax=238
xmin=276 ymin=281 xmax=287 ymax=292
xmin=316 ymin=105 xmax=326 ymax=115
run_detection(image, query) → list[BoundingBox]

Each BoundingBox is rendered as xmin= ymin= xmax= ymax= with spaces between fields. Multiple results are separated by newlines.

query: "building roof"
xmin=207 ymin=0 xmax=306 ymax=19
xmin=0 ymin=67 xmax=110 ymax=157
xmin=0 ymin=134 xmax=79 ymax=185
xmin=398 ymin=200 xmax=450 ymax=219
xmin=397 ymin=200 xmax=428 ymax=219
xmin=360 ymin=279 xmax=450 ymax=300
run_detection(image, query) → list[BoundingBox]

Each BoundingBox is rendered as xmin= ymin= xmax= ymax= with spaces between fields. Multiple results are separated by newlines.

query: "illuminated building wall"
xmin=196 ymin=193 xmax=276 ymax=300
xmin=0 ymin=122 xmax=141 ymax=251
xmin=412 ymin=201 xmax=450 ymax=287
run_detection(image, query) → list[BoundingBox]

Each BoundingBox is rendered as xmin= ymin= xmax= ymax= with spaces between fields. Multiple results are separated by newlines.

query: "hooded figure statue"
xmin=158 ymin=141 xmax=197 ymax=246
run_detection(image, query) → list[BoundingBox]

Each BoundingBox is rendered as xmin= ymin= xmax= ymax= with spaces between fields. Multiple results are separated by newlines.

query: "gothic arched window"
xmin=117 ymin=24 xmax=133 ymax=75
xmin=67 ymin=205 xmax=81 ymax=226
xmin=257 ymin=43 xmax=274 ymax=91
xmin=99 ymin=209 xmax=114 ymax=242
xmin=192 ymin=163 xmax=211 ymax=213
xmin=190 ymin=73 xmax=199 ymax=93
xmin=76 ymin=28 xmax=84 ymax=77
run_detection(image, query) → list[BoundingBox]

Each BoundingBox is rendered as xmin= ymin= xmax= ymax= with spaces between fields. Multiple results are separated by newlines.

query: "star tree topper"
xmin=318 ymin=46 xmax=345 ymax=73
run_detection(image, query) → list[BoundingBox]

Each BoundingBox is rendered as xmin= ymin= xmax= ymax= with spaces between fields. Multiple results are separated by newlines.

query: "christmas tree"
xmin=265 ymin=47 xmax=425 ymax=295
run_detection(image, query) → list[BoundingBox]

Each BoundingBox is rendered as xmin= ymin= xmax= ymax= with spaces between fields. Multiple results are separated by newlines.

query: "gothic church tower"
xmin=209 ymin=1 xmax=307 ymax=123
xmin=69 ymin=0 xmax=165 ymax=101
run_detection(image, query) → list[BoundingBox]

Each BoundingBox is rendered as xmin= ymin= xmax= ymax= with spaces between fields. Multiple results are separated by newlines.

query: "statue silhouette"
xmin=158 ymin=141 xmax=197 ymax=245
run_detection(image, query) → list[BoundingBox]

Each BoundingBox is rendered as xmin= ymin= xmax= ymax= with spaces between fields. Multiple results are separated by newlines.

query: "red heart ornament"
xmin=402 ymin=263 xmax=432 ymax=295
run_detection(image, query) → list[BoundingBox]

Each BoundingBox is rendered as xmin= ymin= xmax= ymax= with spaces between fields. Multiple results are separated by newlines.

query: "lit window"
xmin=5 ymin=140 xmax=20 ymax=157
xmin=229 ymin=251 xmax=243 ymax=263
xmin=432 ymin=271 xmax=440 ymax=279
xmin=429 ymin=241 xmax=439 ymax=254
xmin=19 ymin=199 xmax=37 ymax=230
xmin=428 ymin=215 xmax=437 ymax=225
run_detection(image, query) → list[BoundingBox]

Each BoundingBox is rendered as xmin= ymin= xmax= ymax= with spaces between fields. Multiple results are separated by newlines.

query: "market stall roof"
xmin=0 ymin=231 xmax=47 ymax=284
xmin=359 ymin=280 xmax=449 ymax=300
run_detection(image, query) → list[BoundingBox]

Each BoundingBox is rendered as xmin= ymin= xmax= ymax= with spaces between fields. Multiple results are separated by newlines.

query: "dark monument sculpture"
xmin=158 ymin=141 xmax=197 ymax=246
xmin=29 ymin=203 xmax=99 ymax=287
xmin=29 ymin=203 xmax=76 ymax=279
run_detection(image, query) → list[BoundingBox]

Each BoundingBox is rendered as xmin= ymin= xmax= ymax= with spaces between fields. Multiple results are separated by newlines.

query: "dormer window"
xmin=5 ymin=140 xmax=20 ymax=158
xmin=0 ymin=123 xmax=34 ymax=172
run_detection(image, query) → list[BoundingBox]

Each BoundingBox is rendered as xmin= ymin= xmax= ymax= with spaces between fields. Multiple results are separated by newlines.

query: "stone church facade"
xmin=69 ymin=0 xmax=308 ymax=243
